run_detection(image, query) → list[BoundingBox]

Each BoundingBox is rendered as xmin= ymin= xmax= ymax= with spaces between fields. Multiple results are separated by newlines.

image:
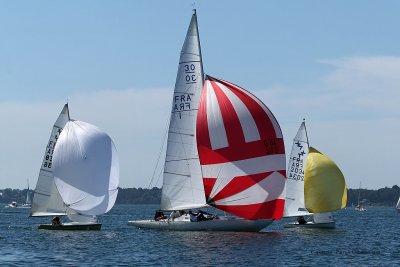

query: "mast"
xmin=160 ymin=10 xmax=207 ymax=211
xmin=193 ymin=9 xmax=205 ymax=84
xmin=303 ymin=118 xmax=310 ymax=149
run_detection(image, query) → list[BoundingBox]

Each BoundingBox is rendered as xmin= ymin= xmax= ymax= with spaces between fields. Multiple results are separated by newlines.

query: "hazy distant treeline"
xmin=0 ymin=187 xmax=162 ymax=205
xmin=1 ymin=186 xmax=399 ymax=207
xmin=347 ymin=185 xmax=400 ymax=207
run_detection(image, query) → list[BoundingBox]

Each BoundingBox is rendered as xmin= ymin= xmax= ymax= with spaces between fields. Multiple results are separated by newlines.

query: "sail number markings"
xmin=173 ymin=64 xmax=198 ymax=117
xmin=263 ymin=138 xmax=280 ymax=155
xmin=42 ymin=128 xmax=62 ymax=169
xmin=184 ymin=64 xmax=197 ymax=84
xmin=288 ymin=157 xmax=305 ymax=181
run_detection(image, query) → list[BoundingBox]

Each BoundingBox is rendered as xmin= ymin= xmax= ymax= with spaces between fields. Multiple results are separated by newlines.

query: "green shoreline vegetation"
xmin=1 ymin=185 xmax=399 ymax=207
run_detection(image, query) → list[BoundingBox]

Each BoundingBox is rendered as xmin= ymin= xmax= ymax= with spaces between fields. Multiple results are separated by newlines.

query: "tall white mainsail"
xmin=160 ymin=10 xmax=206 ymax=210
xmin=31 ymin=104 xmax=71 ymax=216
xmin=53 ymin=121 xmax=119 ymax=216
xmin=396 ymin=197 xmax=400 ymax=211
xmin=283 ymin=121 xmax=311 ymax=217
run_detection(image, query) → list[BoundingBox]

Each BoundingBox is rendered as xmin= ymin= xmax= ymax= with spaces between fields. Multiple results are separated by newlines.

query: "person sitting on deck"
xmin=297 ymin=216 xmax=307 ymax=225
xmin=154 ymin=210 xmax=167 ymax=221
xmin=189 ymin=210 xmax=199 ymax=222
xmin=51 ymin=216 xmax=61 ymax=226
xmin=168 ymin=210 xmax=182 ymax=221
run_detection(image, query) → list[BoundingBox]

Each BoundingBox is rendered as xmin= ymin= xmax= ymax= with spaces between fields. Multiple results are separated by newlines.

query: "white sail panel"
xmin=206 ymin=80 xmax=228 ymax=150
xmin=397 ymin=197 xmax=400 ymax=209
xmin=201 ymin=154 xmax=286 ymax=199
xmin=213 ymin=171 xmax=286 ymax=206
xmin=161 ymin=10 xmax=206 ymax=211
xmin=283 ymin=121 xmax=311 ymax=217
xmin=223 ymin=79 xmax=283 ymax=138
xmin=53 ymin=121 xmax=119 ymax=216
xmin=31 ymin=104 xmax=70 ymax=217
xmin=218 ymin=82 xmax=260 ymax=143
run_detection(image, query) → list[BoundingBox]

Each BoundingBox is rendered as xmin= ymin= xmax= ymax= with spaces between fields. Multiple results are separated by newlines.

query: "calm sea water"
xmin=0 ymin=204 xmax=398 ymax=266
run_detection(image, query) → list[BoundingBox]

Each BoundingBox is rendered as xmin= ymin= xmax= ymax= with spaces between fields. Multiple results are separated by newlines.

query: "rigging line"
xmin=147 ymin=115 xmax=170 ymax=189
xmin=65 ymin=193 xmax=90 ymax=206
xmin=213 ymin=195 xmax=250 ymax=205
xmin=154 ymin=164 xmax=164 ymax=190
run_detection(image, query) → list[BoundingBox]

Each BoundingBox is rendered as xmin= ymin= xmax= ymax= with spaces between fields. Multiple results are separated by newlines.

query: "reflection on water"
xmin=0 ymin=205 xmax=399 ymax=266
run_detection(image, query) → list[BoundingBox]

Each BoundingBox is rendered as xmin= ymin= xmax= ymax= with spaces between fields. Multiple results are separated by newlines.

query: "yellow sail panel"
xmin=304 ymin=147 xmax=347 ymax=213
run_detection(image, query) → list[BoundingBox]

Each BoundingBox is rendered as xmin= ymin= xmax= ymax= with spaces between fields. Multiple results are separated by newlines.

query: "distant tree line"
xmin=0 ymin=186 xmax=399 ymax=206
xmin=347 ymin=185 xmax=400 ymax=207
xmin=0 ymin=187 xmax=161 ymax=205
xmin=115 ymin=187 xmax=161 ymax=204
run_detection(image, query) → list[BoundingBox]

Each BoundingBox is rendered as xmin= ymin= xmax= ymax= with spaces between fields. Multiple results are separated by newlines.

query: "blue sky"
xmin=1 ymin=1 xmax=399 ymax=190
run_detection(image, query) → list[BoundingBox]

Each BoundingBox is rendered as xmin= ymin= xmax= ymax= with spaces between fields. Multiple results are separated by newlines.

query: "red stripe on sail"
xmin=210 ymin=172 xmax=273 ymax=202
xmin=197 ymin=83 xmax=213 ymax=152
xmin=217 ymin=79 xmax=278 ymax=142
xmin=203 ymin=178 xmax=216 ymax=200
xmin=209 ymin=80 xmax=246 ymax=148
xmin=197 ymin=138 xmax=285 ymax=165
xmin=213 ymin=199 xmax=285 ymax=220
xmin=197 ymin=76 xmax=285 ymax=165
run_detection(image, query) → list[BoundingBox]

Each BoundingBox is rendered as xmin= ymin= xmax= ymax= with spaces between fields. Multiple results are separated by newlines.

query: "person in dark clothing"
xmin=297 ymin=216 xmax=307 ymax=224
xmin=154 ymin=210 xmax=167 ymax=221
xmin=51 ymin=216 xmax=61 ymax=226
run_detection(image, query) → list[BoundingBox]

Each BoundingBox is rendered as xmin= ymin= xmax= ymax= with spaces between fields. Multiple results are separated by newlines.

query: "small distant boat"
xmin=21 ymin=181 xmax=32 ymax=208
xmin=396 ymin=197 xmax=400 ymax=213
xmin=355 ymin=182 xmax=367 ymax=212
xmin=284 ymin=120 xmax=347 ymax=229
xmin=5 ymin=181 xmax=32 ymax=208
xmin=128 ymin=10 xmax=286 ymax=232
xmin=31 ymin=104 xmax=119 ymax=230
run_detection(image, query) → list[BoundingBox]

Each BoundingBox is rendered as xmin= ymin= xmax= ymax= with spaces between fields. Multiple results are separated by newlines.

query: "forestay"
xmin=160 ymin=10 xmax=207 ymax=211
xmin=304 ymin=147 xmax=347 ymax=213
xmin=31 ymin=104 xmax=71 ymax=217
xmin=196 ymin=75 xmax=286 ymax=220
xmin=283 ymin=121 xmax=311 ymax=217
xmin=53 ymin=121 xmax=119 ymax=216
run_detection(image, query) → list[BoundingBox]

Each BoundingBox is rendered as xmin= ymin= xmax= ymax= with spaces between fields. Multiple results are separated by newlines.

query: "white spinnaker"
xmin=283 ymin=121 xmax=311 ymax=217
xmin=31 ymin=104 xmax=71 ymax=217
xmin=53 ymin=121 xmax=119 ymax=216
xmin=160 ymin=10 xmax=207 ymax=211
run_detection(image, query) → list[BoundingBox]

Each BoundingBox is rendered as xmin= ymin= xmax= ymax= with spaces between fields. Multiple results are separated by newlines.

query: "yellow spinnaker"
xmin=304 ymin=147 xmax=347 ymax=213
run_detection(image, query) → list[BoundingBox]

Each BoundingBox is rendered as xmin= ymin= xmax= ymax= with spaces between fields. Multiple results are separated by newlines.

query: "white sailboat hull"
xmin=128 ymin=218 xmax=272 ymax=232
xmin=284 ymin=221 xmax=335 ymax=229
